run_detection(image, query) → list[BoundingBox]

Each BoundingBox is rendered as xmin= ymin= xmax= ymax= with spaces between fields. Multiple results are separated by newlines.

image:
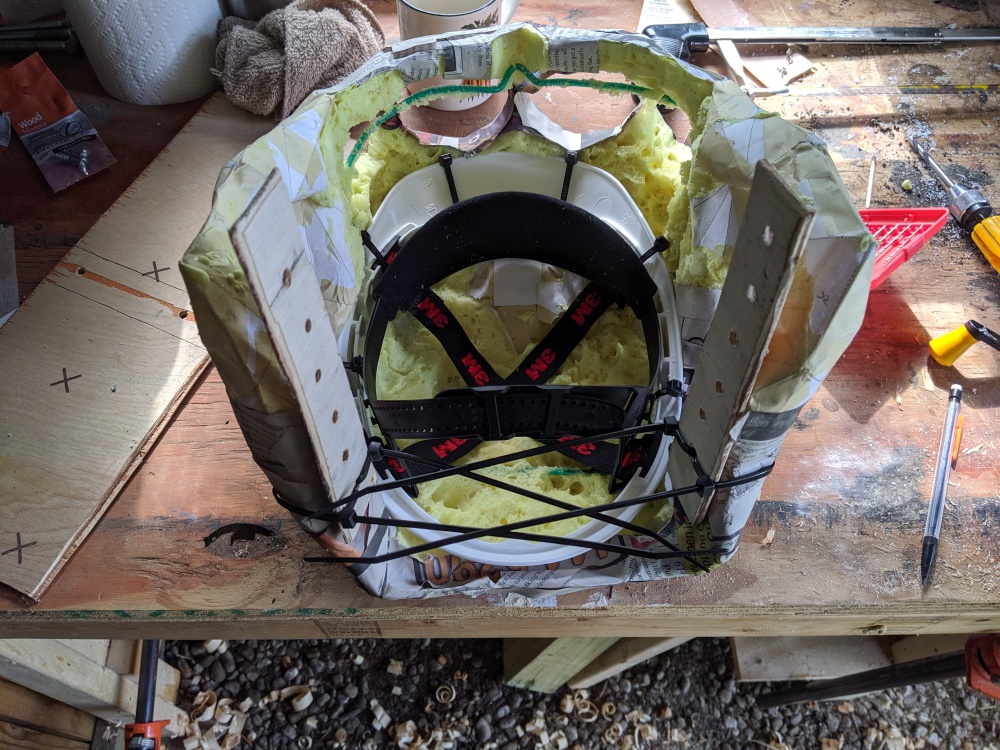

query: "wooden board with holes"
xmin=0 ymin=94 xmax=271 ymax=600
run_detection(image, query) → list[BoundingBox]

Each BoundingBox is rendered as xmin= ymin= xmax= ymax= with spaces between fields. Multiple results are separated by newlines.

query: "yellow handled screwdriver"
xmin=930 ymin=319 xmax=1000 ymax=366
xmin=911 ymin=137 xmax=1000 ymax=273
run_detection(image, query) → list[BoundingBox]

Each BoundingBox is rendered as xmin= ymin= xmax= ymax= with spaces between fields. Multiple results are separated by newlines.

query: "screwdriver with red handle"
xmin=910 ymin=137 xmax=1000 ymax=273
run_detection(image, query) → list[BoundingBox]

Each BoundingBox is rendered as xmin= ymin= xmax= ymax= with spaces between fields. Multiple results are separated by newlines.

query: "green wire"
xmin=345 ymin=63 xmax=676 ymax=167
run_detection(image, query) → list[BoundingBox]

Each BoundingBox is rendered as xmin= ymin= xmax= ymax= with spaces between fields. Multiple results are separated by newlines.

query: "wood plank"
xmin=732 ymin=637 xmax=892 ymax=682
xmin=505 ymin=637 xmax=619 ymax=693
xmin=568 ymin=636 xmax=692 ymax=689
xmin=103 ymin=641 xmax=139 ymax=677
xmin=0 ymin=640 xmax=187 ymax=736
xmin=890 ymin=634 xmax=968 ymax=664
xmin=54 ymin=641 xmax=110 ymax=669
xmin=0 ymin=94 xmax=271 ymax=600
xmin=667 ymin=161 xmax=814 ymax=522
xmin=0 ymin=720 xmax=88 ymax=750
xmin=0 ymin=677 xmax=96 ymax=743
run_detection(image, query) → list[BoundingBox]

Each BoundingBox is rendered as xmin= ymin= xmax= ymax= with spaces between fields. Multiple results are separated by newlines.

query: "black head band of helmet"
xmin=360 ymin=190 xmax=667 ymax=493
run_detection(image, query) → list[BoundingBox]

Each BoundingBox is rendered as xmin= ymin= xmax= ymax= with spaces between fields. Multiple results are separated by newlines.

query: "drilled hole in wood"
xmin=762 ymin=225 xmax=774 ymax=246
xmin=180 ymin=310 xmax=189 ymax=319
xmin=314 ymin=369 xmax=322 ymax=382
xmin=699 ymin=408 xmax=707 ymax=421
xmin=332 ymin=409 xmax=339 ymax=423
xmin=746 ymin=284 xmax=756 ymax=303
xmin=76 ymin=267 xmax=86 ymax=275
xmin=729 ymin=330 xmax=738 ymax=346
xmin=305 ymin=318 xmax=312 ymax=333
xmin=342 ymin=449 xmax=349 ymax=462
xmin=715 ymin=381 xmax=724 ymax=395
xmin=282 ymin=268 xmax=292 ymax=287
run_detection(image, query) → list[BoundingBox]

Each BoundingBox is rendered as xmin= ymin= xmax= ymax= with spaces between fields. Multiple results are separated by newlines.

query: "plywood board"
xmin=0 ymin=94 xmax=271 ymax=599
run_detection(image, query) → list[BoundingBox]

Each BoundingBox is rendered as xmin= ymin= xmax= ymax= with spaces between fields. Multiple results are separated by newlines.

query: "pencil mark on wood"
xmin=141 ymin=261 xmax=170 ymax=282
xmin=50 ymin=367 xmax=82 ymax=392
xmin=1 ymin=533 xmax=37 ymax=565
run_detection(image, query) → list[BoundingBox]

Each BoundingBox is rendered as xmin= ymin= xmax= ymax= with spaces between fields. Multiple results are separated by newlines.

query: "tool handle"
xmin=971 ymin=215 xmax=1000 ymax=273
xmin=643 ymin=23 xmax=711 ymax=60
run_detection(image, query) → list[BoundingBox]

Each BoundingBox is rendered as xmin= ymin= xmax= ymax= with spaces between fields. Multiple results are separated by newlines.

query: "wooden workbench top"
xmin=1 ymin=0 xmax=999 ymax=638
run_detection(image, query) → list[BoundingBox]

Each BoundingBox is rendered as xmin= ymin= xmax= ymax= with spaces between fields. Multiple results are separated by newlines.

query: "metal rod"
xmin=135 ymin=639 xmax=162 ymax=725
xmin=910 ymin=137 xmax=955 ymax=190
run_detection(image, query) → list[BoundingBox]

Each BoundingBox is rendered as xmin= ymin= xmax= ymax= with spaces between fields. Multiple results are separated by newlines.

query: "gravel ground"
xmin=163 ymin=637 xmax=999 ymax=750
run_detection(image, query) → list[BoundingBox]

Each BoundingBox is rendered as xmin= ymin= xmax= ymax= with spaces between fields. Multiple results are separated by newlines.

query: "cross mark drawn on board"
xmin=141 ymin=261 xmax=170 ymax=282
xmin=1 ymin=533 xmax=36 ymax=565
xmin=50 ymin=367 xmax=82 ymax=392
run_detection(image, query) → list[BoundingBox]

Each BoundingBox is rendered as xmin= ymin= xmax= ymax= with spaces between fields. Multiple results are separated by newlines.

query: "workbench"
xmin=1 ymin=0 xmax=999 ymax=640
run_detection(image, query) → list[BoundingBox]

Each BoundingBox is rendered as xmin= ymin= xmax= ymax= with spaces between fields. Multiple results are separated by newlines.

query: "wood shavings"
xmin=296 ymin=738 xmax=312 ymax=750
xmin=963 ymin=444 xmax=983 ymax=456
xmin=921 ymin=365 xmax=935 ymax=391
xmin=437 ymin=654 xmax=448 ymax=666
xmin=761 ymin=528 xmax=776 ymax=546
xmin=305 ymin=717 xmax=318 ymax=730
xmin=203 ymin=640 xmax=227 ymax=654
xmin=392 ymin=685 xmax=403 ymax=696
xmin=601 ymin=701 xmax=617 ymax=719
xmin=351 ymin=654 xmax=365 ymax=665
xmin=334 ymin=728 xmax=347 ymax=745
xmin=550 ymin=729 xmax=570 ymax=749
xmin=659 ymin=706 xmax=672 ymax=719
xmin=576 ymin=700 xmax=599 ymax=722
xmin=560 ymin=694 xmax=575 ymax=713
xmin=192 ymin=690 xmax=219 ymax=723
xmin=635 ymin=723 xmax=658 ymax=743
xmin=453 ymin=670 xmax=468 ymax=681
xmin=896 ymin=386 xmax=903 ymax=409
xmin=603 ymin=722 xmax=623 ymax=744
xmin=237 ymin=698 xmax=253 ymax=713
xmin=371 ymin=698 xmax=392 ymax=730
xmin=435 ymin=684 xmax=456 ymax=704
xmin=820 ymin=737 xmax=844 ymax=750
xmin=280 ymin=685 xmax=313 ymax=712
xmin=387 ymin=659 xmax=404 ymax=675
xmin=835 ymin=701 xmax=855 ymax=714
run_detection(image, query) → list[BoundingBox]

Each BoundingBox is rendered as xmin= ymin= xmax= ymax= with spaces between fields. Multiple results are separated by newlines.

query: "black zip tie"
xmin=361 ymin=230 xmax=389 ymax=269
xmin=640 ymin=235 xmax=670 ymax=263
xmin=438 ymin=154 xmax=460 ymax=204
xmin=344 ymin=356 xmax=363 ymax=374
xmin=381 ymin=445 xmax=704 ymax=569
xmin=652 ymin=379 xmax=686 ymax=401
xmin=561 ymin=151 xmax=578 ymax=201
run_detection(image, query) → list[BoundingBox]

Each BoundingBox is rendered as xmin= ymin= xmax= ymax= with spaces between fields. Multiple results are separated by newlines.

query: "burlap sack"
xmin=216 ymin=0 xmax=383 ymax=119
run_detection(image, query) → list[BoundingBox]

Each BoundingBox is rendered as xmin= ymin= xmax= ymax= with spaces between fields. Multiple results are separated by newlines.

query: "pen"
xmin=921 ymin=384 xmax=963 ymax=586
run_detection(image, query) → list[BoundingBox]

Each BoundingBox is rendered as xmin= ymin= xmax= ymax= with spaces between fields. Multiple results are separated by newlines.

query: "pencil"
xmin=921 ymin=384 xmax=963 ymax=586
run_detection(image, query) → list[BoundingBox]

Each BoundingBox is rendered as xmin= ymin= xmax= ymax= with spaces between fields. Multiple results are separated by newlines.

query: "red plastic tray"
xmin=861 ymin=207 xmax=950 ymax=289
